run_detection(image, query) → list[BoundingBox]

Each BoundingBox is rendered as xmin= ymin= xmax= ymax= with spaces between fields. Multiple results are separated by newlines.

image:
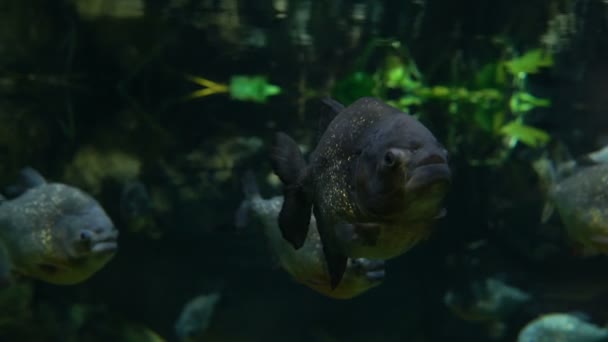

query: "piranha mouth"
xmin=81 ymin=229 xmax=119 ymax=255
xmin=91 ymin=234 xmax=119 ymax=255
xmin=405 ymin=163 xmax=451 ymax=192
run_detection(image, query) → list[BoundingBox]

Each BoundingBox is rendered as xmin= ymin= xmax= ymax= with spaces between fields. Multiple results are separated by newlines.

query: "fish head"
xmin=354 ymin=114 xmax=451 ymax=219
xmin=29 ymin=185 xmax=118 ymax=284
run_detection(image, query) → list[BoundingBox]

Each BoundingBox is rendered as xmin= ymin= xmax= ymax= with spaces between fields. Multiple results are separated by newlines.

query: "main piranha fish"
xmin=271 ymin=97 xmax=450 ymax=288
xmin=0 ymin=167 xmax=118 ymax=286
xmin=236 ymin=172 xmax=384 ymax=299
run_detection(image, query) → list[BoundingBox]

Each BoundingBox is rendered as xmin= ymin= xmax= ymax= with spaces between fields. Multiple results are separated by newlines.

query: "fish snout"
xmin=412 ymin=142 xmax=448 ymax=166
xmin=78 ymin=228 xmax=119 ymax=255
xmin=415 ymin=152 xmax=447 ymax=167
xmin=405 ymin=149 xmax=451 ymax=192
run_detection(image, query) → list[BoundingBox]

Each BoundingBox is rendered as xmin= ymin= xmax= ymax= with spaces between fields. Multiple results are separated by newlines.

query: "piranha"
xmin=517 ymin=313 xmax=608 ymax=342
xmin=0 ymin=167 xmax=118 ymax=286
xmin=534 ymin=144 xmax=608 ymax=256
xmin=271 ymin=97 xmax=450 ymax=288
xmin=236 ymin=172 xmax=384 ymax=299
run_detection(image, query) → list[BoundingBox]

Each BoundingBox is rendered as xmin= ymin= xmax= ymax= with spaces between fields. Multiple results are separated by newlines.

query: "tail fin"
xmin=580 ymin=144 xmax=608 ymax=165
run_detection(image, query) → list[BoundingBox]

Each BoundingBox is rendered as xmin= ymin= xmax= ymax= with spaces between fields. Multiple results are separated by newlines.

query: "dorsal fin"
xmin=17 ymin=167 xmax=47 ymax=187
xmin=234 ymin=171 xmax=261 ymax=230
xmin=532 ymin=157 xmax=557 ymax=224
xmin=314 ymin=97 xmax=344 ymax=144
xmin=580 ymin=144 xmax=608 ymax=165
xmin=3 ymin=167 xmax=47 ymax=198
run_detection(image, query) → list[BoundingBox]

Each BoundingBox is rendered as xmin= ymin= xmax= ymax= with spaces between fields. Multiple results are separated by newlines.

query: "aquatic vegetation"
xmin=186 ymin=75 xmax=281 ymax=103
xmin=333 ymin=41 xmax=553 ymax=165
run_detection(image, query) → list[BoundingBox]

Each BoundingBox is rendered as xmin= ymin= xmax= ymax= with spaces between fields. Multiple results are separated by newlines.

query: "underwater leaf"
xmin=400 ymin=77 xmax=422 ymax=91
xmin=505 ymin=49 xmax=553 ymax=75
xmin=229 ymin=76 xmax=281 ymax=103
xmin=398 ymin=96 xmax=423 ymax=107
xmin=449 ymin=102 xmax=459 ymax=114
xmin=475 ymin=63 xmax=508 ymax=88
xmin=509 ymin=92 xmax=551 ymax=113
xmin=430 ymin=86 xmax=450 ymax=98
xmin=500 ymin=120 xmax=550 ymax=147
xmin=492 ymin=111 xmax=506 ymax=132
xmin=333 ymin=71 xmax=376 ymax=104
xmin=386 ymin=65 xmax=407 ymax=88
xmin=473 ymin=109 xmax=494 ymax=132
xmin=469 ymin=89 xmax=503 ymax=104
xmin=473 ymin=109 xmax=505 ymax=133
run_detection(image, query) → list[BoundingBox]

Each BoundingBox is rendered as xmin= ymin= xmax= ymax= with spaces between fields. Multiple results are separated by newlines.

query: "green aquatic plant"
xmin=332 ymin=41 xmax=554 ymax=165
xmin=185 ymin=74 xmax=281 ymax=103
xmin=229 ymin=75 xmax=281 ymax=103
xmin=505 ymin=49 xmax=553 ymax=75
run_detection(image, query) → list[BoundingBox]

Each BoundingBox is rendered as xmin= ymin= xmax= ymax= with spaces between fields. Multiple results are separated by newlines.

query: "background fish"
xmin=0 ymin=167 xmax=118 ymax=286
xmin=534 ymin=145 xmax=608 ymax=256
xmin=271 ymin=97 xmax=450 ymax=287
xmin=236 ymin=172 xmax=384 ymax=299
xmin=517 ymin=313 xmax=608 ymax=342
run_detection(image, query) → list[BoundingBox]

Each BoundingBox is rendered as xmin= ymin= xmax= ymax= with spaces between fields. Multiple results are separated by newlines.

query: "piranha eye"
xmin=80 ymin=230 xmax=93 ymax=242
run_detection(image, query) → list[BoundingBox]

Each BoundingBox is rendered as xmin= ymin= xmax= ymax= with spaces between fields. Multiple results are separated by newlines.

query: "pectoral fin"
xmin=314 ymin=207 xmax=348 ymax=289
xmin=541 ymin=202 xmax=555 ymax=224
